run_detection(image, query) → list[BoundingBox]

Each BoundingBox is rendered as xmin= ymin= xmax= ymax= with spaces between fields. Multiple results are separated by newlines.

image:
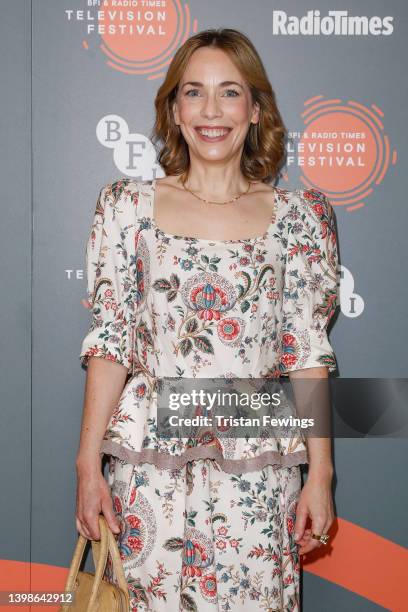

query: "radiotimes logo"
xmin=287 ymin=96 xmax=397 ymax=211
xmin=64 ymin=0 xmax=198 ymax=76
xmin=273 ymin=10 xmax=394 ymax=35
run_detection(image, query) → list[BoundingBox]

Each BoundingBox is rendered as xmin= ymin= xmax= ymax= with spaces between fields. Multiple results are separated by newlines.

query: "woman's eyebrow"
xmin=181 ymin=80 xmax=244 ymax=89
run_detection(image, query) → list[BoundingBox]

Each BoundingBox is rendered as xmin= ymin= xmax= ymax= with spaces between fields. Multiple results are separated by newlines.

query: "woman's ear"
xmin=251 ymin=101 xmax=260 ymax=124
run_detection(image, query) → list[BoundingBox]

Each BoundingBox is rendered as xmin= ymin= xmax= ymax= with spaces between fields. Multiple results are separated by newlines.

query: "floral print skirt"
xmin=104 ymin=456 xmax=302 ymax=611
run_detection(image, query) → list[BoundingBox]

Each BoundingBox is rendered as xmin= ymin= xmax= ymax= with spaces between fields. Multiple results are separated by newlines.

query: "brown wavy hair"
xmin=149 ymin=28 xmax=287 ymax=185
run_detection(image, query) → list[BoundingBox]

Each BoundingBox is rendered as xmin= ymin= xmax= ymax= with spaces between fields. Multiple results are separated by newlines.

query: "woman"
xmin=75 ymin=28 xmax=338 ymax=611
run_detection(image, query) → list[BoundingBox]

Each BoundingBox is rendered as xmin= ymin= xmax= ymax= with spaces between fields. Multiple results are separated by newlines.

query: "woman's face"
xmin=172 ymin=46 xmax=260 ymax=163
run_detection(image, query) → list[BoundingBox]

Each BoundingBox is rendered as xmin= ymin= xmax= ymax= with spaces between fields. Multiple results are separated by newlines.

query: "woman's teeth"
xmin=196 ymin=128 xmax=230 ymax=137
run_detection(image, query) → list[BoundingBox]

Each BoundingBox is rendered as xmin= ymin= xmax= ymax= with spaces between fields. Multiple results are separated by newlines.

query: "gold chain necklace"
xmin=180 ymin=177 xmax=253 ymax=205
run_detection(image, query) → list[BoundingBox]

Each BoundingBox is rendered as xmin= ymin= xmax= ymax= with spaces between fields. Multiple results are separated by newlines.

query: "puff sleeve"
xmin=279 ymin=189 xmax=339 ymax=375
xmin=79 ymin=183 xmax=134 ymax=370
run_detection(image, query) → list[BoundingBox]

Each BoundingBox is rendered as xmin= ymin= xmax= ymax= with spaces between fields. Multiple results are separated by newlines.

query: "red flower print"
xmin=127 ymin=535 xmax=143 ymax=553
xmin=190 ymin=283 xmax=229 ymax=321
xmin=127 ymin=515 xmax=141 ymax=529
xmin=249 ymin=545 xmax=264 ymax=558
xmin=217 ymin=526 xmax=228 ymax=536
xmin=113 ymin=496 xmax=122 ymax=514
xmin=135 ymin=383 xmax=146 ymax=398
xmin=198 ymin=308 xmax=221 ymax=321
xmin=280 ymin=333 xmax=299 ymax=369
xmin=282 ymin=333 xmax=296 ymax=347
xmin=239 ymin=257 xmax=250 ymax=266
xmin=289 ymin=245 xmax=300 ymax=257
xmin=321 ymin=221 xmax=329 ymax=239
xmin=181 ymin=539 xmax=209 ymax=577
xmin=129 ymin=486 xmax=137 ymax=506
xmin=229 ymin=539 xmax=239 ymax=548
xmin=280 ymin=353 xmax=297 ymax=368
xmin=287 ymin=516 xmax=295 ymax=534
xmin=306 ymin=247 xmax=322 ymax=264
xmin=216 ymin=540 xmax=227 ymax=550
xmin=195 ymin=541 xmax=208 ymax=561
xmin=199 ymin=573 xmax=217 ymax=597
xmin=182 ymin=565 xmax=202 ymax=577
xmin=312 ymin=203 xmax=325 ymax=217
xmin=217 ymin=318 xmax=241 ymax=341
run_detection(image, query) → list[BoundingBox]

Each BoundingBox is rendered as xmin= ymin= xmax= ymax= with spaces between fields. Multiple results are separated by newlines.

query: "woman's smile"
xmin=194 ymin=126 xmax=232 ymax=142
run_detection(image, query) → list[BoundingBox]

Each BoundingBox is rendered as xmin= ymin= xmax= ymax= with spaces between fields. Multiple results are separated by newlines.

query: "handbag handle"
xmin=98 ymin=516 xmax=129 ymax=597
xmin=63 ymin=515 xmax=129 ymax=611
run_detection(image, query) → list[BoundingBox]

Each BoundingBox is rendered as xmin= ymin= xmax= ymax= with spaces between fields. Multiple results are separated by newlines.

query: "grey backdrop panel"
xmin=0 ymin=0 xmax=31 ymax=564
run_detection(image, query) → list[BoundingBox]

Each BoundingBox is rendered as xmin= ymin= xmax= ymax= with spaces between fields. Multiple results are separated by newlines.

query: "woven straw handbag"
xmin=59 ymin=514 xmax=130 ymax=611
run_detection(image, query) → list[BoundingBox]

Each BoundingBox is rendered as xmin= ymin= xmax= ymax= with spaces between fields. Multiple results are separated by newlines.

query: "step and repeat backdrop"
xmin=1 ymin=1 xmax=407 ymax=611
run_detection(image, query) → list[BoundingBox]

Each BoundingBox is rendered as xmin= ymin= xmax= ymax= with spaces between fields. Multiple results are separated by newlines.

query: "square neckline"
xmin=149 ymin=177 xmax=278 ymax=245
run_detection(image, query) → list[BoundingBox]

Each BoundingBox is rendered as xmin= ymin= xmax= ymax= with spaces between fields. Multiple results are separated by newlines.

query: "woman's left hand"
xmin=293 ymin=471 xmax=335 ymax=555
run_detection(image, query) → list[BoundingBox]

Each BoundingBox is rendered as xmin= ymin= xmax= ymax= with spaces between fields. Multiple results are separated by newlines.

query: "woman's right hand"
xmin=75 ymin=461 xmax=121 ymax=541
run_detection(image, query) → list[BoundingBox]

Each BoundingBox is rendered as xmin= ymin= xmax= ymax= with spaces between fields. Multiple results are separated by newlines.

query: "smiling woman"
xmin=150 ymin=29 xmax=287 ymax=190
xmin=76 ymin=27 xmax=339 ymax=612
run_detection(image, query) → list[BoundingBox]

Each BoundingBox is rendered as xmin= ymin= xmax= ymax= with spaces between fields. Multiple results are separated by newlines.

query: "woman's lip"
xmin=194 ymin=127 xmax=232 ymax=131
xmin=194 ymin=127 xmax=232 ymax=142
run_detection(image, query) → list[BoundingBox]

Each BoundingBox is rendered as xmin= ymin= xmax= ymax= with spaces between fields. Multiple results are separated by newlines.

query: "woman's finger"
xmin=101 ymin=499 xmax=121 ymax=535
xmin=294 ymin=505 xmax=308 ymax=543
xmin=83 ymin=513 xmax=101 ymax=541
xmin=310 ymin=512 xmax=326 ymax=543
xmin=76 ymin=516 xmax=92 ymax=540
xmin=298 ymin=520 xmax=328 ymax=554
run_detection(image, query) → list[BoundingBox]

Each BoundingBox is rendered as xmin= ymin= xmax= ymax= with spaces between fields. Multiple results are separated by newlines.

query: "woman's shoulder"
xmin=275 ymin=185 xmax=334 ymax=222
xmin=96 ymin=177 xmax=153 ymax=214
xmin=100 ymin=176 xmax=148 ymax=197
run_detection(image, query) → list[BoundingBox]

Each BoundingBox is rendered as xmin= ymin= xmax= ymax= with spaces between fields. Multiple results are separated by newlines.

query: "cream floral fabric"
xmin=104 ymin=456 xmax=302 ymax=611
xmin=79 ymin=178 xmax=339 ymax=472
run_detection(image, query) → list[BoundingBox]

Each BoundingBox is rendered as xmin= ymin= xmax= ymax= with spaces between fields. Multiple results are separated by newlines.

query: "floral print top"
xmin=79 ymin=178 xmax=339 ymax=473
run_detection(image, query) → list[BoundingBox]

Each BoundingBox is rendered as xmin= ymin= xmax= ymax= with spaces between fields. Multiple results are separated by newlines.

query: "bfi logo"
xmin=339 ymin=265 xmax=364 ymax=318
xmin=96 ymin=115 xmax=161 ymax=177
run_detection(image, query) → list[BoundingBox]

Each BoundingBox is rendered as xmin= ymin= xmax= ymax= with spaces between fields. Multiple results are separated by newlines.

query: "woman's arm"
xmin=75 ymin=356 xmax=129 ymax=540
xmin=76 ymin=357 xmax=128 ymax=468
xmin=289 ymin=365 xmax=335 ymax=556
xmin=289 ymin=365 xmax=334 ymax=478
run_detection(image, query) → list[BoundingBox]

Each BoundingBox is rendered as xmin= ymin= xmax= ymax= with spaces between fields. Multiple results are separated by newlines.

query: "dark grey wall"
xmin=0 ymin=0 xmax=31 ymax=563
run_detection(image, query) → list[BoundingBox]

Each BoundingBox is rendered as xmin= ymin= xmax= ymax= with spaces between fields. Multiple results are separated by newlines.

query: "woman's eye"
xmin=185 ymin=89 xmax=240 ymax=97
